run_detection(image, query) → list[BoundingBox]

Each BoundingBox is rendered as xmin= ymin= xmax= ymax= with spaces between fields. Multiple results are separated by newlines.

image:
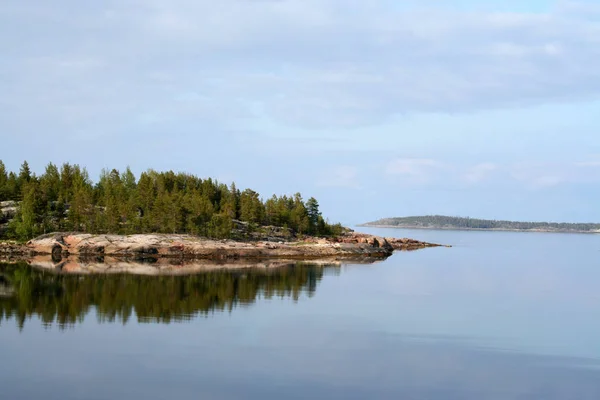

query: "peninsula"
xmin=0 ymin=231 xmax=440 ymax=262
xmin=0 ymin=161 xmax=443 ymax=271
xmin=361 ymin=215 xmax=600 ymax=233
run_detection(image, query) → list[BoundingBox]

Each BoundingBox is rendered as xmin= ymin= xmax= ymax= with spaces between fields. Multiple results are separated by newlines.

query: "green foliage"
xmin=0 ymin=159 xmax=343 ymax=240
xmin=5 ymin=172 xmax=19 ymax=201
xmin=18 ymin=160 xmax=31 ymax=187
xmin=208 ymin=213 xmax=233 ymax=239
xmin=14 ymin=181 xmax=44 ymax=240
xmin=239 ymin=189 xmax=264 ymax=224
xmin=306 ymin=197 xmax=322 ymax=234
xmin=0 ymin=160 xmax=8 ymax=201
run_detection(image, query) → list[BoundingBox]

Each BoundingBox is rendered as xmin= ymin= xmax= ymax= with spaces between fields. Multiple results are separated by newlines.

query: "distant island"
xmin=361 ymin=215 xmax=600 ymax=234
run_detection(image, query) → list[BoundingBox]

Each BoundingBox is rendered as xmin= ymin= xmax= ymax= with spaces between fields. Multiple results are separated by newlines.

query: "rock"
xmin=0 ymin=239 xmax=29 ymax=259
xmin=0 ymin=201 xmax=18 ymax=222
xmin=18 ymin=232 xmax=393 ymax=259
xmin=1 ymin=231 xmax=445 ymax=263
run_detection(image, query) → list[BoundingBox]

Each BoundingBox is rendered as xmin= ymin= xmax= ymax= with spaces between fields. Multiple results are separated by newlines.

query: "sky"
xmin=1 ymin=0 xmax=599 ymax=225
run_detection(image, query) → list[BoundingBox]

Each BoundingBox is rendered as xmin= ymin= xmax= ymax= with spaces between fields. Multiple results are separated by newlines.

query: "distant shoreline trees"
xmin=0 ymin=160 xmax=343 ymax=241
xmin=363 ymin=215 xmax=600 ymax=232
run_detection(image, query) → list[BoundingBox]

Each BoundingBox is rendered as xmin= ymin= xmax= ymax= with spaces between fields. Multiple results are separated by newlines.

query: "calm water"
xmin=1 ymin=228 xmax=600 ymax=399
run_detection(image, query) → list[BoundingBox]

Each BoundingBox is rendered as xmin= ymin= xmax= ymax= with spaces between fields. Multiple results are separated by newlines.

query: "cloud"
xmin=1 ymin=0 xmax=600 ymax=133
xmin=529 ymin=175 xmax=566 ymax=188
xmin=317 ymin=166 xmax=360 ymax=188
xmin=463 ymin=163 xmax=498 ymax=184
xmin=575 ymin=161 xmax=600 ymax=167
xmin=508 ymin=162 xmax=598 ymax=188
xmin=385 ymin=158 xmax=445 ymax=183
xmin=382 ymin=158 xmax=600 ymax=189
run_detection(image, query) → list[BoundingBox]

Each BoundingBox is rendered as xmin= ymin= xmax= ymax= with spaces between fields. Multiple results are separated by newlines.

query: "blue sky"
xmin=1 ymin=0 xmax=599 ymax=225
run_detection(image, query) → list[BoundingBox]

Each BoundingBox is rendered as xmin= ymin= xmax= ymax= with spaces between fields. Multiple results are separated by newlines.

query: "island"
xmin=361 ymin=215 xmax=600 ymax=233
xmin=0 ymin=230 xmax=440 ymax=263
xmin=0 ymin=161 xmax=443 ymax=272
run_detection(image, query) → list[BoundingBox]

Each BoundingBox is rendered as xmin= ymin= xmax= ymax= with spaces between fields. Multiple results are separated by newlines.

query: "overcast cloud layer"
xmin=1 ymin=0 xmax=599 ymax=223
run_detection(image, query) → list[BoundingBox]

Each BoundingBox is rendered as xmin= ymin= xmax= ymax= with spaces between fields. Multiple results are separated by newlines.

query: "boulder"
xmin=0 ymin=201 xmax=18 ymax=222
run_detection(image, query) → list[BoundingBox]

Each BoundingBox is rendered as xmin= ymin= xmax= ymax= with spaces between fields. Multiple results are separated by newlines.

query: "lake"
xmin=1 ymin=228 xmax=600 ymax=399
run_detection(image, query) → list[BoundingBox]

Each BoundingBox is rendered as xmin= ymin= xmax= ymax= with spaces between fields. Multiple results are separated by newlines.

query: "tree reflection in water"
xmin=0 ymin=261 xmax=339 ymax=329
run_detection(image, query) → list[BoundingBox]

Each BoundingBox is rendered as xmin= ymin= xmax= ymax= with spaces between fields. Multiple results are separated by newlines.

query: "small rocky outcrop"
xmin=323 ymin=233 xmax=440 ymax=251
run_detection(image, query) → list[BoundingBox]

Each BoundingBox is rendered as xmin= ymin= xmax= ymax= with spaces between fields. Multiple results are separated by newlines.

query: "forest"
xmin=363 ymin=215 xmax=600 ymax=232
xmin=0 ymin=160 xmax=343 ymax=241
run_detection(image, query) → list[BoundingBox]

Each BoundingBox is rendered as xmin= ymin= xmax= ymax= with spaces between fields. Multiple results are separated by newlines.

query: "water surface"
xmin=1 ymin=228 xmax=599 ymax=399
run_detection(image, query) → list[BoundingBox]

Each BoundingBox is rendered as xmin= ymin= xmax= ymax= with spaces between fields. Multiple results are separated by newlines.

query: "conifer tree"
xmin=0 ymin=160 xmax=344 ymax=240
xmin=5 ymin=172 xmax=19 ymax=201
xmin=40 ymin=163 xmax=60 ymax=203
xmin=306 ymin=197 xmax=321 ymax=234
xmin=240 ymin=189 xmax=264 ymax=224
xmin=18 ymin=161 xmax=32 ymax=184
xmin=14 ymin=180 xmax=43 ymax=239
xmin=0 ymin=160 xmax=8 ymax=201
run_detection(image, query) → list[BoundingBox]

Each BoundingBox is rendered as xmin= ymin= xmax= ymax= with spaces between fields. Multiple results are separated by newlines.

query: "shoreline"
xmin=359 ymin=224 xmax=600 ymax=234
xmin=0 ymin=231 xmax=445 ymax=273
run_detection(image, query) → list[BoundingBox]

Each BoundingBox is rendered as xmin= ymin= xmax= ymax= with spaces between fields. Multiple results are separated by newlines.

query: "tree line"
xmin=0 ymin=160 xmax=343 ymax=240
xmin=365 ymin=215 xmax=600 ymax=232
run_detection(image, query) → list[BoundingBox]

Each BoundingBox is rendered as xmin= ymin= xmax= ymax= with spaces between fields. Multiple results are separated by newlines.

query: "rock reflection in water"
xmin=24 ymin=254 xmax=356 ymax=275
xmin=0 ymin=260 xmax=342 ymax=329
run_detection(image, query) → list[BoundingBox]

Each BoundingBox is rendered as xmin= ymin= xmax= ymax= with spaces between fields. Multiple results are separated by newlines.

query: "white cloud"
xmin=381 ymin=159 xmax=600 ymax=189
xmin=1 ymin=0 xmax=600 ymax=134
xmin=317 ymin=166 xmax=360 ymax=188
xmin=508 ymin=162 xmax=592 ymax=189
xmin=463 ymin=163 xmax=498 ymax=184
xmin=576 ymin=161 xmax=600 ymax=167
xmin=530 ymin=175 xmax=566 ymax=188
xmin=385 ymin=158 xmax=444 ymax=183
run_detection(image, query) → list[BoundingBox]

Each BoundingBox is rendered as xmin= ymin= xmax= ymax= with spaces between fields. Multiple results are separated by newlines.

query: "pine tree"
xmin=16 ymin=161 xmax=32 ymax=198
xmin=240 ymin=189 xmax=264 ymax=224
xmin=14 ymin=181 xmax=43 ymax=239
xmin=59 ymin=163 xmax=74 ymax=203
xmin=136 ymin=172 xmax=156 ymax=232
xmin=5 ymin=172 xmax=18 ymax=201
xmin=207 ymin=213 xmax=233 ymax=239
xmin=0 ymin=161 xmax=343 ymax=240
xmin=40 ymin=163 xmax=60 ymax=203
xmin=18 ymin=161 xmax=31 ymax=184
xmin=0 ymin=160 xmax=8 ymax=201
xmin=184 ymin=191 xmax=214 ymax=236
xmin=290 ymin=193 xmax=309 ymax=234
xmin=69 ymin=183 xmax=93 ymax=232
xmin=264 ymin=195 xmax=280 ymax=226
xmin=306 ymin=197 xmax=321 ymax=234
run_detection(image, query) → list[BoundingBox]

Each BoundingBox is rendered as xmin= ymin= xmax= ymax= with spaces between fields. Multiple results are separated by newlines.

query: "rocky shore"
xmin=0 ymin=231 xmax=443 ymax=263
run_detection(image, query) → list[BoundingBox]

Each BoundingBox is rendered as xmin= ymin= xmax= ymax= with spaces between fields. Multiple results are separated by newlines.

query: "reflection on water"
xmin=0 ymin=261 xmax=337 ymax=329
xmin=3 ymin=230 xmax=600 ymax=399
